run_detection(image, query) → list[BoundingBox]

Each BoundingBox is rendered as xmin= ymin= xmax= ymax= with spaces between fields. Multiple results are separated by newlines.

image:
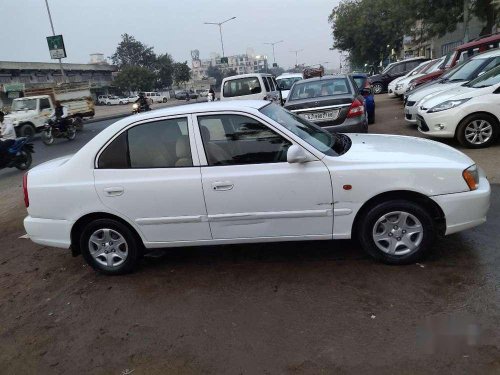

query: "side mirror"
xmin=287 ymin=145 xmax=309 ymax=164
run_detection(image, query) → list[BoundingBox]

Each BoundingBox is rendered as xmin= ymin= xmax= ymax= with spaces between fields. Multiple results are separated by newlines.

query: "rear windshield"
xmin=289 ymin=78 xmax=351 ymax=100
xmin=223 ymin=77 xmax=262 ymax=97
xmin=277 ymin=76 xmax=302 ymax=90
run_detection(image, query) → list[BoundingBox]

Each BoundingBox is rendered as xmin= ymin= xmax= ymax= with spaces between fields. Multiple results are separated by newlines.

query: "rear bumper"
xmin=322 ymin=117 xmax=368 ymax=133
xmin=24 ymin=216 xmax=72 ymax=249
xmin=431 ymin=174 xmax=491 ymax=235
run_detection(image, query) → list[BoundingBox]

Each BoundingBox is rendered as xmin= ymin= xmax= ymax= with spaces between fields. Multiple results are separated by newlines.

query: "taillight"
xmin=347 ymin=99 xmax=364 ymax=118
xmin=23 ymin=172 xmax=29 ymax=207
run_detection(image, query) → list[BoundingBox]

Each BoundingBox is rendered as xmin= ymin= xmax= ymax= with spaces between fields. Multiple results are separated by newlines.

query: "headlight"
xmin=427 ymin=98 xmax=470 ymax=113
xmin=463 ymin=165 xmax=479 ymax=191
xmin=408 ymin=82 xmax=416 ymax=91
xmin=132 ymin=103 xmax=138 ymax=109
xmin=395 ymin=84 xmax=403 ymax=90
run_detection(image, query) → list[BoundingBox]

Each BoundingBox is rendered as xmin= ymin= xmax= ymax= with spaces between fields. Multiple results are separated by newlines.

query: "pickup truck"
xmin=6 ymin=84 xmax=95 ymax=137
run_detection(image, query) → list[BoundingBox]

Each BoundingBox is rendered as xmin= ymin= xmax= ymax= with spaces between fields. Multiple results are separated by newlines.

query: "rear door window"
xmin=223 ymin=77 xmax=262 ymax=97
xmin=262 ymin=77 xmax=271 ymax=92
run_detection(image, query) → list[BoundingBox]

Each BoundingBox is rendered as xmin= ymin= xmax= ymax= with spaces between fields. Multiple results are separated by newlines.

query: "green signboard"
xmin=46 ymin=34 xmax=67 ymax=59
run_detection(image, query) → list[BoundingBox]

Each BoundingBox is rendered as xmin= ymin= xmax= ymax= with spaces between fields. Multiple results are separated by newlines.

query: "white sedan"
xmin=23 ymin=101 xmax=490 ymax=274
xmin=416 ymin=65 xmax=500 ymax=148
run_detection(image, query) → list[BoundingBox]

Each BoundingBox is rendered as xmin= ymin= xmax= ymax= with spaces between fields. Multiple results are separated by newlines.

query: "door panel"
xmin=201 ymin=162 xmax=333 ymax=239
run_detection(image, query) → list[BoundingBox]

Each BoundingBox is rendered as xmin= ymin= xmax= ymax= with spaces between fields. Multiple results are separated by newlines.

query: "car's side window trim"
xmin=191 ymin=110 xmax=323 ymax=166
xmin=94 ymin=115 xmax=201 ymax=169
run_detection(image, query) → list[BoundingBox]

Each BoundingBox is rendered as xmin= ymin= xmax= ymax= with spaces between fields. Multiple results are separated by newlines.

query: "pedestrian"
xmin=0 ymin=111 xmax=16 ymax=166
xmin=208 ymin=86 xmax=215 ymax=102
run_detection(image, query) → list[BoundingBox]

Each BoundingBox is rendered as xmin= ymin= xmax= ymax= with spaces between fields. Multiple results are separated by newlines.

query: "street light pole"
xmin=204 ymin=16 xmax=236 ymax=57
xmin=264 ymin=40 xmax=283 ymax=65
xmin=44 ymin=0 xmax=67 ymax=83
xmin=290 ymin=49 xmax=303 ymax=67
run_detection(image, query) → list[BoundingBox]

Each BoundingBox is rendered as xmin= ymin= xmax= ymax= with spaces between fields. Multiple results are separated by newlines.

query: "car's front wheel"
xmin=358 ymin=200 xmax=435 ymax=264
xmin=80 ymin=219 xmax=141 ymax=275
xmin=456 ymin=113 xmax=499 ymax=148
xmin=372 ymin=83 xmax=383 ymax=95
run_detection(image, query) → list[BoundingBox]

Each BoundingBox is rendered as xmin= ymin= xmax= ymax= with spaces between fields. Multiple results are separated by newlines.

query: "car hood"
xmin=407 ymin=81 xmax=465 ymax=103
xmin=419 ymin=85 xmax=485 ymax=108
xmin=388 ymin=77 xmax=404 ymax=87
xmin=5 ymin=110 xmax=38 ymax=122
xmin=397 ymin=74 xmax=424 ymax=85
xmin=337 ymin=133 xmax=473 ymax=166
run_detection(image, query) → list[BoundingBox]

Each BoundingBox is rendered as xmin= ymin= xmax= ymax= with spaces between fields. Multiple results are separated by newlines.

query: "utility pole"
xmin=204 ymin=17 xmax=237 ymax=57
xmin=44 ymin=0 xmax=67 ymax=83
xmin=264 ymin=40 xmax=283 ymax=65
xmin=464 ymin=0 xmax=470 ymax=42
xmin=290 ymin=49 xmax=303 ymax=67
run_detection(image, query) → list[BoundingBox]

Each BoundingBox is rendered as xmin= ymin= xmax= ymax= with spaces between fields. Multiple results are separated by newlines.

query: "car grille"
xmin=416 ymin=115 xmax=429 ymax=131
xmin=407 ymin=101 xmax=416 ymax=107
xmin=405 ymin=113 xmax=412 ymax=120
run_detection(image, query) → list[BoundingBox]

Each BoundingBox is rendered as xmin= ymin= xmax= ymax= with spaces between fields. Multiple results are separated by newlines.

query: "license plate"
xmin=301 ymin=110 xmax=338 ymax=122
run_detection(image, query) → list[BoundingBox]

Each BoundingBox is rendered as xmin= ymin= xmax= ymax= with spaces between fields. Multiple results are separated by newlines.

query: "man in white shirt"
xmin=0 ymin=111 xmax=16 ymax=165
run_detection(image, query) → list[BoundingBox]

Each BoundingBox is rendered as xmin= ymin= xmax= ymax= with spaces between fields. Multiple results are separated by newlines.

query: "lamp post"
xmin=290 ymin=49 xmax=303 ymax=67
xmin=264 ymin=40 xmax=283 ymax=65
xmin=204 ymin=16 xmax=236 ymax=57
xmin=44 ymin=0 xmax=67 ymax=82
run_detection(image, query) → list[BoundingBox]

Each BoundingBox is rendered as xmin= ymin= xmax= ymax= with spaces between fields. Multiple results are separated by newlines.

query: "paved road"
xmin=0 ymin=96 xmax=498 ymax=374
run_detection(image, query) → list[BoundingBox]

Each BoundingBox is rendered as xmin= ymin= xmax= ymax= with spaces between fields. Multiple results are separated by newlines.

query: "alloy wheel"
xmin=372 ymin=211 xmax=423 ymax=256
xmin=464 ymin=120 xmax=493 ymax=145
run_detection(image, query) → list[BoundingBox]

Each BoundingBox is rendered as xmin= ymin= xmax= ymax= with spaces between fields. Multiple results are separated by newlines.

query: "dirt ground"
xmin=0 ymin=96 xmax=498 ymax=374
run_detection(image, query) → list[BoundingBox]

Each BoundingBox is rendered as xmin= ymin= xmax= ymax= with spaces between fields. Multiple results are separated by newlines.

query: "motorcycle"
xmin=0 ymin=137 xmax=34 ymax=171
xmin=207 ymin=92 xmax=214 ymax=102
xmin=132 ymin=103 xmax=151 ymax=114
xmin=41 ymin=119 xmax=76 ymax=145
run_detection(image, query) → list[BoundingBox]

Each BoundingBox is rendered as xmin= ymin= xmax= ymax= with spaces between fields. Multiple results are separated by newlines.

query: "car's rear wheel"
xmin=163 ymin=97 xmax=167 ymax=103
xmin=372 ymin=83 xmax=383 ymax=95
xmin=18 ymin=124 xmax=36 ymax=138
xmin=456 ymin=113 xmax=499 ymax=148
xmin=80 ymin=219 xmax=140 ymax=275
xmin=358 ymin=200 xmax=435 ymax=264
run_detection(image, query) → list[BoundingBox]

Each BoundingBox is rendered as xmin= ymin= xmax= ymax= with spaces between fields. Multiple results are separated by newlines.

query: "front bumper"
xmin=24 ymin=216 xmax=73 ymax=249
xmin=431 ymin=173 xmax=490 ymax=235
xmin=404 ymin=102 xmax=418 ymax=124
xmin=416 ymin=108 xmax=461 ymax=138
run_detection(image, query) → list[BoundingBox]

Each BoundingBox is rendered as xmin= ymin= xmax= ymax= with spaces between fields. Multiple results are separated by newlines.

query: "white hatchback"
xmin=416 ymin=65 xmax=500 ymax=148
xmin=24 ymin=101 xmax=490 ymax=274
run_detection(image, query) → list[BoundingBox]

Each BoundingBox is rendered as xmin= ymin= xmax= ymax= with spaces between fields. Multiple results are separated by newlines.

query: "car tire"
xmin=372 ymin=83 xmax=383 ymax=95
xmin=80 ymin=219 xmax=141 ymax=275
xmin=456 ymin=113 xmax=499 ymax=149
xmin=358 ymin=200 xmax=435 ymax=265
xmin=106 ymin=102 xmax=111 ymax=106
xmin=18 ymin=124 xmax=36 ymax=138
xmin=163 ymin=97 xmax=167 ymax=103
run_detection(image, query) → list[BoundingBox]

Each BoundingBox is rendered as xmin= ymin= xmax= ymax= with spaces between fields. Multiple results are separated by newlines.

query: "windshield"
xmin=446 ymin=58 xmax=494 ymax=82
xmin=289 ymin=78 xmax=351 ymax=100
xmin=353 ymin=76 xmax=367 ymax=89
xmin=426 ymin=58 xmax=445 ymax=73
xmin=260 ymin=103 xmax=338 ymax=156
xmin=464 ymin=65 xmax=500 ymax=88
xmin=12 ymin=98 xmax=37 ymax=111
xmin=277 ymin=76 xmax=302 ymax=90
xmin=381 ymin=62 xmax=396 ymax=74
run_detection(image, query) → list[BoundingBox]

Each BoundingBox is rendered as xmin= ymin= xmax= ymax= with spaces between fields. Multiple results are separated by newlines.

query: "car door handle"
xmin=211 ymin=181 xmax=234 ymax=191
xmin=104 ymin=187 xmax=124 ymax=196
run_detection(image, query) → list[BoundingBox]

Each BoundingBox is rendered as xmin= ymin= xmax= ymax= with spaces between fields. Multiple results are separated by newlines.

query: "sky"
xmin=1 ymin=0 xmax=341 ymax=70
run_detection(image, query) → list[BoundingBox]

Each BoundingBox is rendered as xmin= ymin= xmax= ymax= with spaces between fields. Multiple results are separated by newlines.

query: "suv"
xmin=369 ymin=57 xmax=429 ymax=94
xmin=221 ymin=73 xmax=280 ymax=102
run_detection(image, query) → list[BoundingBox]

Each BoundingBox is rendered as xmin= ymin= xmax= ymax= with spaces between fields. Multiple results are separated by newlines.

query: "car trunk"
xmin=285 ymin=96 xmax=353 ymax=126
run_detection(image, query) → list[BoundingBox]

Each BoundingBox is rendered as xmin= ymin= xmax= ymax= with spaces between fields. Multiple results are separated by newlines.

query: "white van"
xmin=221 ymin=73 xmax=280 ymax=102
xmin=143 ymin=92 xmax=168 ymax=103
xmin=276 ymin=73 xmax=303 ymax=100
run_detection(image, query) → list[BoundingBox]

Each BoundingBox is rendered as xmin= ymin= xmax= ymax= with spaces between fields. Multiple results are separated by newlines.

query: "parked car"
xmin=197 ymin=89 xmax=210 ymax=97
xmin=394 ymin=57 xmax=446 ymax=96
xmin=351 ymin=73 xmax=375 ymax=124
xmin=416 ymin=64 xmax=500 ymax=148
xmin=23 ymin=101 xmax=490 ymax=274
xmin=369 ymin=57 xmax=429 ymax=94
xmin=102 ymin=96 xmax=126 ymax=105
xmin=97 ymin=95 xmax=109 ymax=105
xmin=127 ymin=95 xmax=139 ymax=103
xmin=407 ymin=34 xmax=500 ymax=91
xmin=284 ymin=75 xmax=368 ymax=133
xmin=175 ymin=90 xmax=198 ymax=100
xmin=221 ymin=73 xmax=280 ymax=102
xmin=387 ymin=60 xmax=432 ymax=97
xmin=143 ymin=92 xmax=168 ymax=103
xmin=405 ymin=49 xmax=500 ymax=124
xmin=276 ymin=73 xmax=304 ymax=100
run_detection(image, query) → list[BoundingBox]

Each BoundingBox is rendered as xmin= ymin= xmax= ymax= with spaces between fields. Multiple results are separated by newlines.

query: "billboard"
xmin=46 ymin=35 xmax=67 ymax=59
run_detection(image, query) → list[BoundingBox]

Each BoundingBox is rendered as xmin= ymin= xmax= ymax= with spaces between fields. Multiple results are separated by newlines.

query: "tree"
xmin=155 ymin=53 xmax=174 ymax=88
xmin=111 ymin=33 xmax=156 ymax=69
xmin=206 ymin=65 xmax=223 ymax=86
xmin=172 ymin=62 xmax=191 ymax=86
xmin=113 ymin=66 xmax=156 ymax=92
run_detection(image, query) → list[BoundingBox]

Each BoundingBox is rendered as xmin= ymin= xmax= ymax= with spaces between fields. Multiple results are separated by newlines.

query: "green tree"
xmin=206 ymin=65 xmax=223 ymax=86
xmin=172 ymin=62 xmax=191 ymax=86
xmin=111 ymin=33 xmax=157 ymax=69
xmin=113 ymin=66 xmax=156 ymax=92
xmin=155 ymin=53 xmax=174 ymax=88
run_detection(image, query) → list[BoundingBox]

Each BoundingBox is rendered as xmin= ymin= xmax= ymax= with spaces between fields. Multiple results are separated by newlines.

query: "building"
xmin=0 ymin=57 xmax=117 ymax=106
xmin=191 ymin=48 xmax=269 ymax=81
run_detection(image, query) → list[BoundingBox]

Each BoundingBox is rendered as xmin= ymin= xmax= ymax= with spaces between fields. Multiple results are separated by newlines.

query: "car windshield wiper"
xmin=472 ymin=84 xmax=492 ymax=88
xmin=448 ymin=78 xmax=466 ymax=82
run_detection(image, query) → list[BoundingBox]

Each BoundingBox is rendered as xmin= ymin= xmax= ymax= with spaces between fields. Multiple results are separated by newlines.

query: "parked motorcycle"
xmin=0 ymin=137 xmax=34 ymax=171
xmin=41 ymin=119 xmax=76 ymax=145
xmin=132 ymin=103 xmax=151 ymax=114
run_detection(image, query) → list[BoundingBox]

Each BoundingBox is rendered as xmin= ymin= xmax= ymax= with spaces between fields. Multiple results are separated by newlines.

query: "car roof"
xmin=471 ymin=48 xmax=500 ymax=59
xmin=222 ymin=73 xmax=273 ymax=80
xmin=295 ymin=74 xmax=349 ymax=83
xmin=277 ymin=73 xmax=303 ymax=79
